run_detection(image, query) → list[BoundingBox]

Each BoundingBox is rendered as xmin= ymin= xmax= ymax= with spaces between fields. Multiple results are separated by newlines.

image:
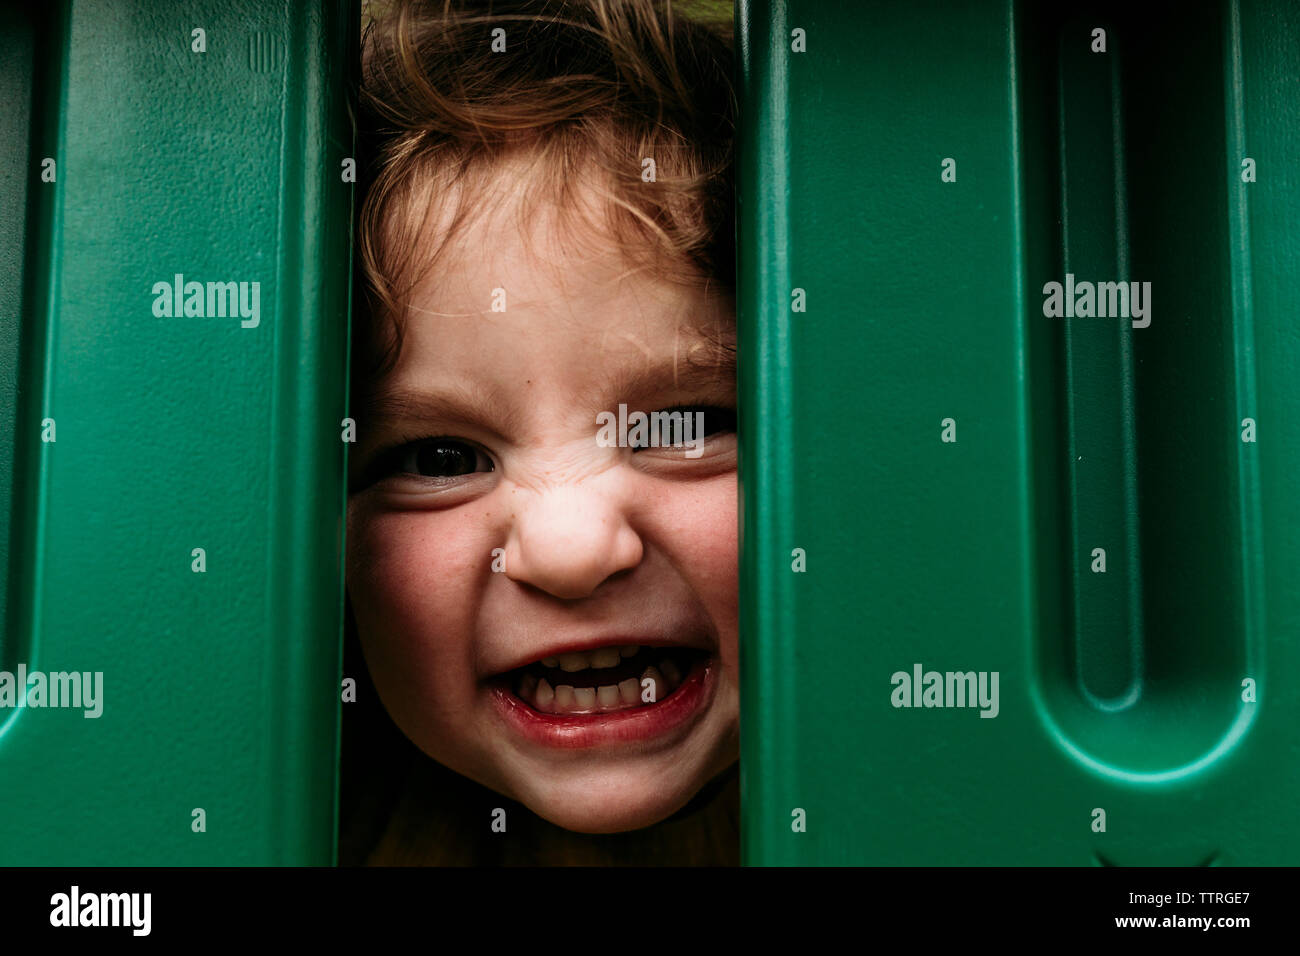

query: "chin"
xmin=518 ymin=775 xmax=701 ymax=834
xmin=522 ymin=790 xmax=696 ymax=832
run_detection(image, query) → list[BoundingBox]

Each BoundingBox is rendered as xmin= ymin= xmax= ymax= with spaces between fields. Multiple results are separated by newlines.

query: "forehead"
xmin=380 ymin=167 xmax=734 ymax=396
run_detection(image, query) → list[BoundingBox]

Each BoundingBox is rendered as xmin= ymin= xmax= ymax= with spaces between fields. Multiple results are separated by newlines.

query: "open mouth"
xmin=501 ymin=644 xmax=709 ymax=716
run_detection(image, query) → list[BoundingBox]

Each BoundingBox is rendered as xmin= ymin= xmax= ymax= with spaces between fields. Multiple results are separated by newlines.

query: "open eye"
xmin=391 ymin=438 xmax=494 ymax=478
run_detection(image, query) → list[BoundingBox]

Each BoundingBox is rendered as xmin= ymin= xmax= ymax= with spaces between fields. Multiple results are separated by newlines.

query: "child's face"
xmin=347 ymin=180 xmax=738 ymax=833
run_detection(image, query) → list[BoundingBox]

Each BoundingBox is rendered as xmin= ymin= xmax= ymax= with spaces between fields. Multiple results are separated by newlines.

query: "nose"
xmin=503 ymin=483 xmax=643 ymax=600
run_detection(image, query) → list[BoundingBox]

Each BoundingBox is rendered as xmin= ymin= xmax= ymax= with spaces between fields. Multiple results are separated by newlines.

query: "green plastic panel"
xmin=0 ymin=0 xmax=355 ymax=864
xmin=738 ymin=0 xmax=1300 ymax=865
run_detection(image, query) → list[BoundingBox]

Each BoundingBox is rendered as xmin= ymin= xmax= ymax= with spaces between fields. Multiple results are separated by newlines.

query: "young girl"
xmin=340 ymin=0 xmax=738 ymax=865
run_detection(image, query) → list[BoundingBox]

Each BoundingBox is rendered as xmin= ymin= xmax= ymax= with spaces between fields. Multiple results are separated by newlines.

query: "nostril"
xmin=510 ymin=574 xmax=605 ymax=603
xmin=503 ymin=544 xmax=631 ymax=600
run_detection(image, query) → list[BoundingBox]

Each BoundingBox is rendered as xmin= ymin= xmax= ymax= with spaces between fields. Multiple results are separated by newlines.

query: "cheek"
xmin=691 ymin=486 xmax=739 ymax=605
xmin=346 ymin=508 xmax=489 ymax=700
xmin=642 ymin=475 xmax=739 ymax=654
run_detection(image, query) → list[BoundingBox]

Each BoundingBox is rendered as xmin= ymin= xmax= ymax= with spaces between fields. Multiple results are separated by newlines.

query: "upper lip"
xmin=485 ymin=632 xmax=714 ymax=679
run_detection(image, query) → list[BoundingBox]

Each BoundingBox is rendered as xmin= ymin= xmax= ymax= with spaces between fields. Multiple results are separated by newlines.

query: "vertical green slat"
xmin=0 ymin=0 xmax=355 ymax=865
xmin=739 ymin=0 xmax=1299 ymax=865
xmin=736 ymin=0 xmax=798 ymax=869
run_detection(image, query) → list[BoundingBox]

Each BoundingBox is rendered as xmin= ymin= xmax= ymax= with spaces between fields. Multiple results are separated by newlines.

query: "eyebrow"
xmin=356 ymin=341 xmax=736 ymax=436
xmin=594 ymin=340 xmax=737 ymax=400
xmin=357 ymin=381 xmax=524 ymax=437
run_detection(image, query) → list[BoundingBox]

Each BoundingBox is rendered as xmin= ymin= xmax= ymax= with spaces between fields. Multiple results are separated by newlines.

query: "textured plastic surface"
xmin=0 ymin=0 xmax=355 ymax=864
xmin=738 ymin=0 xmax=1300 ymax=865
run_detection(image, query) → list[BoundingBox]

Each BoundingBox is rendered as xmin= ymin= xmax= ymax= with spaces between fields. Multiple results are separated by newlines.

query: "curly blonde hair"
xmin=354 ymin=0 xmax=735 ymax=381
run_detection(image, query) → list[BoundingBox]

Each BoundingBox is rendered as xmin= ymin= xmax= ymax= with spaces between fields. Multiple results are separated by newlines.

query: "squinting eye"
xmin=397 ymin=439 xmax=494 ymax=478
xmin=631 ymin=406 xmax=736 ymax=451
xmin=695 ymin=406 xmax=736 ymax=438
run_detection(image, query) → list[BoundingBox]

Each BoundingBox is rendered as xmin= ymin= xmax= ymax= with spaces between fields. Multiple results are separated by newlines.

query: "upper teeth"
xmin=520 ymin=659 xmax=686 ymax=715
xmin=544 ymin=646 xmax=642 ymax=671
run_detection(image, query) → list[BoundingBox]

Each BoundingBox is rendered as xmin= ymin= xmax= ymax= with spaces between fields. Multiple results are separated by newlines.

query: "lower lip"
xmin=489 ymin=655 xmax=716 ymax=750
